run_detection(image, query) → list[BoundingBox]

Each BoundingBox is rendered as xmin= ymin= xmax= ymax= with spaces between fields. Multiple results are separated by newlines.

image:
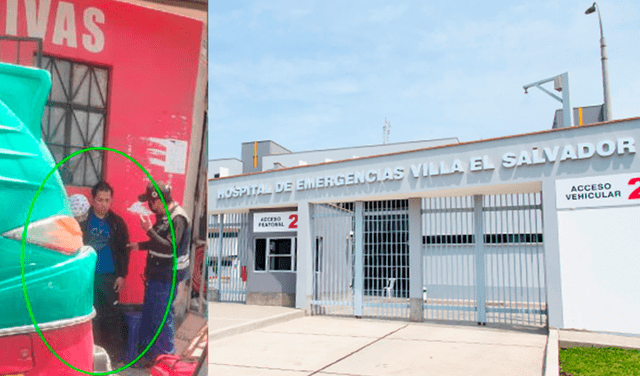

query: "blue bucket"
xmin=124 ymin=311 xmax=142 ymax=363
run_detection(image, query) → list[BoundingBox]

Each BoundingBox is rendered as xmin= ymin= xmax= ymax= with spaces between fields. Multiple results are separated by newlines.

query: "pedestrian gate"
xmin=208 ymin=213 xmax=250 ymax=302
xmin=310 ymin=200 xmax=410 ymax=320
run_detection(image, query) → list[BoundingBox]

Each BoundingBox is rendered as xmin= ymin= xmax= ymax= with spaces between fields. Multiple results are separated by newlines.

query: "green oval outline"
xmin=20 ymin=146 xmax=178 ymax=375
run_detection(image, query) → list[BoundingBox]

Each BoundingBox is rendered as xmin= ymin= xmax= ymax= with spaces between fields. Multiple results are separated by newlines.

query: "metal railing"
xmin=208 ymin=213 xmax=250 ymax=302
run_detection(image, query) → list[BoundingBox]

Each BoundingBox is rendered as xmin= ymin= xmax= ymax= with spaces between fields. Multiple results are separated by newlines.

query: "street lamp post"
xmin=585 ymin=2 xmax=612 ymax=121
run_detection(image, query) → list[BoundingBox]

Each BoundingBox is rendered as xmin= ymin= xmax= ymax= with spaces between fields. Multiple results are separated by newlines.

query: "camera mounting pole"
xmin=523 ymin=72 xmax=574 ymax=128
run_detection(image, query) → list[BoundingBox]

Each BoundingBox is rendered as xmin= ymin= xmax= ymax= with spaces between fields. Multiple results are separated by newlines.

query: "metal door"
xmin=310 ymin=203 xmax=355 ymax=316
xmin=361 ymin=200 xmax=410 ymax=319
xmin=482 ymin=193 xmax=546 ymax=326
xmin=310 ymin=200 xmax=410 ymax=320
xmin=422 ymin=196 xmax=477 ymax=322
xmin=208 ymin=213 xmax=250 ymax=302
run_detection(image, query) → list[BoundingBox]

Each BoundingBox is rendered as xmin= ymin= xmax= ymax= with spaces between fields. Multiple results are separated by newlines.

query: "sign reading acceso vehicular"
xmin=253 ymin=212 xmax=298 ymax=233
xmin=556 ymin=172 xmax=640 ymax=209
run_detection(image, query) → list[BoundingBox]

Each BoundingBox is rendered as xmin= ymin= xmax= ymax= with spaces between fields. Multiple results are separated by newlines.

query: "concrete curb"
xmin=558 ymin=329 xmax=640 ymax=350
xmin=209 ymin=309 xmax=306 ymax=341
xmin=543 ymin=329 xmax=559 ymax=376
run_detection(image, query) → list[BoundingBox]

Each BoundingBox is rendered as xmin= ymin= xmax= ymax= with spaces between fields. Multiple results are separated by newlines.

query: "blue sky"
xmin=209 ymin=0 xmax=640 ymax=160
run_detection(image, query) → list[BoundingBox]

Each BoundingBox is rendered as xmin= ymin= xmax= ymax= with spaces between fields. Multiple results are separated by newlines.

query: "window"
xmin=294 ymin=238 xmax=298 ymax=272
xmin=422 ymin=234 xmax=543 ymax=245
xmin=423 ymin=234 xmax=475 ymax=245
xmin=315 ymin=237 xmax=323 ymax=272
xmin=269 ymin=238 xmax=292 ymax=271
xmin=40 ymin=55 xmax=109 ymax=187
xmin=208 ymin=258 xmax=234 ymax=268
xmin=254 ymin=237 xmax=296 ymax=272
xmin=208 ymin=230 xmax=239 ymax=239
xmin=255 ymin=238 xmax=266 ymax=271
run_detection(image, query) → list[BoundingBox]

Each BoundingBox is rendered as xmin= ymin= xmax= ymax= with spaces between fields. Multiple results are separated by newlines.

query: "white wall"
xmin=209 ymin=158 xmax=243 ymax=179
xmin=558 ymin=205 xmax=640 ymax=334
xmin=262 ymin=138 xmax=459 ymax=170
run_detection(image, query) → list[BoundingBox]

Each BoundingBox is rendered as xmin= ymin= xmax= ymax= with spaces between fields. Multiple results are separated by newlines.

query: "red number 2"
xmin=629 ymin=178 xmax=640 ymax=200
xmin=289 ymin=214 xmax=299 ymax=229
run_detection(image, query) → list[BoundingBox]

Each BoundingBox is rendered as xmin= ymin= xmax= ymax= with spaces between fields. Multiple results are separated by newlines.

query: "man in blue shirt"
xmin=79 ymin=181 xmax=130 ymax=363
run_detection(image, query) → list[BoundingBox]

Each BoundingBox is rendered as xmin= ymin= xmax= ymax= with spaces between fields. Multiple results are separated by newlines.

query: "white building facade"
xmin=209 ymin=118 xmax=640 ymax=335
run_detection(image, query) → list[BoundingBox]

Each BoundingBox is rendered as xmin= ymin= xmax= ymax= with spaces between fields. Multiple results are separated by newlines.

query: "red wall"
xmin=2 ymin=0 xmax=204 ymax=304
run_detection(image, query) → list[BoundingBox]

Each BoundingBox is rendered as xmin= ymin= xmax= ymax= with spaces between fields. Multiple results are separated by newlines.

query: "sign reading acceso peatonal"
xmin=556 ymin=172 xmax=640 ymax=209
xmin=253 ymin=212 xmax=298 ymax=233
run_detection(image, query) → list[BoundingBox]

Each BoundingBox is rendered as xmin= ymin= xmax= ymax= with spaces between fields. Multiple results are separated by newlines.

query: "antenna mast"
xmin=387 ymin=119 xmax=390 ymax=144
xmin=383 ymin=118 xmax=386 ymax=144
xmin=383 ymin=118 xmax=390 ymax=144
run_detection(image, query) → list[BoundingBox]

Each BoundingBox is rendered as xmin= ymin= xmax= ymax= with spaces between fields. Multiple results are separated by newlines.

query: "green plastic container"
xmin=0 ymin=62 xmax=96 ymax=331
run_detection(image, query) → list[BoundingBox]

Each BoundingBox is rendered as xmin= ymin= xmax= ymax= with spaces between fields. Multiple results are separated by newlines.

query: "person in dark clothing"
xmin=128 ymin=181 xmax=191 ymax=367
xmin=78 ymin=181 xmax=130 ymax=362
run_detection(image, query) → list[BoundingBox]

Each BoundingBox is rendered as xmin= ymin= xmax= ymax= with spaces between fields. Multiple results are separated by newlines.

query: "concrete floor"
xmin=209 ymin=302 xmax=547 ymax=376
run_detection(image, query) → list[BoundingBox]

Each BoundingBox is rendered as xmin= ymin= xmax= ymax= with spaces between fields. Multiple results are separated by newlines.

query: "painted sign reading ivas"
xmin=556 ymin=172 xmax=640 ymax=209
xmin=4 ymin=0 xmax=106 ymax=53
xmin=253 ymin=212 xmax=298 ymax=233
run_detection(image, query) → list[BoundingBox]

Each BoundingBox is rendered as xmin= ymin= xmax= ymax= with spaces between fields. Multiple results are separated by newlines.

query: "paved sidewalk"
xmin=209 ymin=302 xmax=305 ymax=340
xmin=208 ymin=302 xmax=547 ymax=376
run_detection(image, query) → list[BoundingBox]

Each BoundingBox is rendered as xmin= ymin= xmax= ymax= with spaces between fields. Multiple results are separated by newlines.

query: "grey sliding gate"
xmin=422 ymin=193 xmax=547 ymax=327
xmin=310 ymin=193 xmax=547 ymax=327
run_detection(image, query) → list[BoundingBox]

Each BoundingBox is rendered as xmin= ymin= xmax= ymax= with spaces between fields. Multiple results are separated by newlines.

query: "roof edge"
xmin=208 ymin=116 xmax=640 ymax=182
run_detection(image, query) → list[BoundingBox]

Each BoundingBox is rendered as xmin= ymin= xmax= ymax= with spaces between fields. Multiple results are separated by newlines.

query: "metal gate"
xmin=208 ymin=213 xmax=250 ymax=303
xmin=422 ymin=193 xmax=547 ymax=327
xmin=362 ymin=200 xmax=410 ymax=319
xmin=422 ymin=196 xmax=477 ymax=322
xmin=310 ymin=200 xmax=410 ymax=319
xmin=310 ymin=203 xmax=354 ymax=316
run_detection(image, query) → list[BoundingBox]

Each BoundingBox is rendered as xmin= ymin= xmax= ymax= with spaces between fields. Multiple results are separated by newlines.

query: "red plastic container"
xmin=149 ymin=354 xmax=198 ymax=376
